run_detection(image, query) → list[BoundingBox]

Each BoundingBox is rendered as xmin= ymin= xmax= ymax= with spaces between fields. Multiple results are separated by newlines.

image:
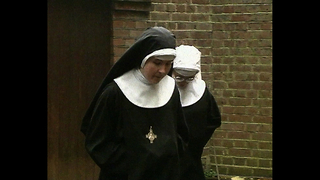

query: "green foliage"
xmin=204 ymin=169 xmax=217 ymax=178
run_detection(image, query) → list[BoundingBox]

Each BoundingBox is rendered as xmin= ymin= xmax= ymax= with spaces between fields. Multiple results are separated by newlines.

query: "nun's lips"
xmin=154 ymin=75 xmax=164 ymax=79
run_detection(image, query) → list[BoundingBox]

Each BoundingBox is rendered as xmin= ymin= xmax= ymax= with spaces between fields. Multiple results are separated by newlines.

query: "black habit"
xmin=179 ymin=87 xmax=221 ymax=180
xmin=81 ymin=27 xmax=189 ymax=180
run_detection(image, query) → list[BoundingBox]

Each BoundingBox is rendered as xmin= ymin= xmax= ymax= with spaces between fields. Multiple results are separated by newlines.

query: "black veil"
xmin=81 ymin=26 xmax=176 ymax=135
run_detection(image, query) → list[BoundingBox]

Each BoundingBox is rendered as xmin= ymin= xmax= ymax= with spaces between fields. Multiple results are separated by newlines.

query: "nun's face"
xmin=172 ymin=70 xmax=196 ymax=89
xmin=140 ymin=56 xmax=173 ymax=84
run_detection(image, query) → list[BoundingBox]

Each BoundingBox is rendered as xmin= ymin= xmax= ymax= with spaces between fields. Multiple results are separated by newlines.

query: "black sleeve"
xmin=84 ymin=83 xmax=126 ymax=170
xmin=174 ymin=86 xmax=190 ymax=150
xmin=204 ymin=88 xmax=222 ymax=142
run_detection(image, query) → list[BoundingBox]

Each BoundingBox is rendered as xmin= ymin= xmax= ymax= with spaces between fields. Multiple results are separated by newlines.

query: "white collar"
xmin=114 ymin=69 xmax=175 ymax=108
xmin=178 ymin=79 xmax=206 ymax=107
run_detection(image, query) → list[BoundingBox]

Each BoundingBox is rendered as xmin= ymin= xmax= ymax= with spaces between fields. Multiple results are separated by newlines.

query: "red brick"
xmin=230 ymin=31 xmax=250 ymax=39
xmin=224 ymin=23 xmax=236 ymax=31
xmin=211 ymin=64 xmax=228 ymax=72
xmin=257 ymin=124 xmax=272 ymax=132
xmin=166 ymin=4 xmax=176 ymax=12
xmin=222 ymin=157 xmax=234 ymax=165
xmin=186 ymin=5 xmax=196 ymax=13
xmin=211 ymin=48 xmax=229 ymax=56
xmin=113 ymin=20 xmax=123 ymax=28
xmin=250 ymin=13 xmax=272 ymax=22
xmin=246 ymin=124 xmax=258 ymax=132
xmin=247 ymin=159 xmax=258 ymax=167
xmin=113 ymin=47 xmax=127 ymax=57
xmin=246 ymin=90 xmax=258 ymax=98
xmin=228 ymin=82 xmax=252 ymax=89
xmin=229 ymin=148 xmax=251 ymax=157
xmin=150 ymin=12 xmax=170 ymax=20
xmin=113 ymin=38 xmax=124 ymax=46
xmin=211 ymin=14 xmax=232 ymax=22
xmin=172 ymin=13 xmax=190 ymax=21
xmin=254 ymin=31 xmax=272 ymax=39
xmin=260 ymin=107 xmax=272 ymax=116
xmin=259 ymin=142 xmax=272 ymax=149
xmin=228 ymin=114 xmax=252 ymax=122
xmin=234 ymin=157 xmax=246 ymax=166
xmin=261 ymin=22 xmax=272 ymax=30
xmin=252 ymin=65 xmax=272 ymax=73
xmin=249 ymin=23 xmax=261 ymax=30
xmin=129 ymin=30 xmax=143 ymax=38
xmin=248 ymin=73 xmax=259 ymax=81
xmin=154 ymin=4 xmax=166 ymax=11
xmin=228 ymin=132 xmax=250 ymax=140
xmin=224 ymin=40 xmax=235 ymax=47
xmin=231 ymin=14 xmax=250 ymax=22
xmin=260 ymin=72 xmax=272 ymax=81
xmin=234 ymin=90 xmax=246 ymax=97
xmin=246 ymin=107 xmax=259 ymax=115
xmin=229 ymin=65 xmax=251 ymax=72
xmin=176 ymin=4 xmax=186 ymax=12
xmin=229 ymin=98 xmax=251 ymax=106
xmin=252 ymin=82 xmax=272 ymax=90
xmin=222 ymin=139 xmax=234 ymax=147
xmin=234 ymin=73 xmax=247 ymax=81
xmin=223 ymin=6 xmax=234 ymax=13
xmin=192 ymin=0 xmax=209 ymax=4
xmin=197 ymin=5 xmax=211 ymax=13
xmin=234 ymin=141 xmax=247 ymax=149
xmin=135 ymin=21 xmax=147 ymax=29
xmin=260 ymin=4 xmax=272 ymax=12
xmin=252 ymin=47 xmax=272 ymax=56
xmin=252 ymin=150 xmax=272 ymax=159
xmin=234 ymin=40 xmax=247 ymax=47
xmin=213 ymin=81 xmax=228 ymax=89
xmin=113 ymin=29 xmax=130 ymax=38
xmin=228 ymin=166 xmax=253 ymax=176
xmin=235 ymin=23 xmax=248 ymax=30
xmin=214 ymin=131 xmax=227 ymax=138
xmin=196 ymin=39 xmax=212 ymax=46
xmin=212 ymin=23 xmax=224 ymax=30
xmin=212 ymin=31 xmax=229 ymax=39
xmin=172 ymin=31 xmax=190 ymax=39
xmin=223 ymin=90 xmax=234 ymax=97
xmin=196 ymin=23 xmax=212 ymax=30
xmin=234 ymin=5 xmax=247 ymax=13
xmin=221 ymin=123 xmax=245 ymax=131
xmin=247 ymin=141 xmax=258 ymax=149
xmin=229 ymin=106 xmax=247 ymax=115
xmin=212 ymin=6 xmax=224 ymax=13
xmin=252 ymin=116 xmax=272 ymax=123
xmin=253 ymin=168 xmax=272 ymax=177
xmin=259 ymin=159 xmax=272 ymax=168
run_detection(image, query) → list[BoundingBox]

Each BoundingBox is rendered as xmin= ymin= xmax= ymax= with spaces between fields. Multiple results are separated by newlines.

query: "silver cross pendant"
xmin=146 ymin=126 xmax=157 ymax=143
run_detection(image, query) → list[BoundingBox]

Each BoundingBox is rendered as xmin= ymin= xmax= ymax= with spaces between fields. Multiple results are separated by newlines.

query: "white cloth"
xmin=141 ymin=48 xmax=176 ymax=68
xmin=178 ymin=79 xmax=206 ymax=107
xmin=114 ymin=69 xmax=175 ymax=108
xmin=173 ymin=45 xmax=206 ymax=107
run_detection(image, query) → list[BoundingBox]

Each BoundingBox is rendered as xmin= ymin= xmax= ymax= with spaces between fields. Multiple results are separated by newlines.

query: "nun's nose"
xmin=159 ymin=64 xmax=166 ymax=74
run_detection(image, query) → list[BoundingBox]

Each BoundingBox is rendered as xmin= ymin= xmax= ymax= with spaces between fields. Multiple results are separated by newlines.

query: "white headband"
xmin=141 ymin=48 xmax=176 ymax=68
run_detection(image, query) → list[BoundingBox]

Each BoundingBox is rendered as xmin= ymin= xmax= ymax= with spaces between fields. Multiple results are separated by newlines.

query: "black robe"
xmin=84 ymin=81 xmax=189 ymax=180
xmin=179 ymin=87 xmax=221 ymax=180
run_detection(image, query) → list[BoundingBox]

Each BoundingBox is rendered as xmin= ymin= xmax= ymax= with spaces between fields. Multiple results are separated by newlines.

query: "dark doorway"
xmin=48 ymin=0 xmax=112 ymax=179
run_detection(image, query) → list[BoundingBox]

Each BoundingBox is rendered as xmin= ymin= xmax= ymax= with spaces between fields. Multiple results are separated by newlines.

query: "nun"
xmin=171 ymin=45 xmax=221 ymax=180
xmin=81 ymin=27 xmax=189 ymax=180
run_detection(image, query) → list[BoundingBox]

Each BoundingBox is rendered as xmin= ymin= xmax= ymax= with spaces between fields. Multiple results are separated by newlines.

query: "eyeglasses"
xmin=173 ymin=76 xmax=195 ymax=82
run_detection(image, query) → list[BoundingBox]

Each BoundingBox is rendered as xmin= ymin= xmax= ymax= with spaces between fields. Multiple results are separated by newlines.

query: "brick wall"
xmin=112 ymin=0 xmax=272 ymax=178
